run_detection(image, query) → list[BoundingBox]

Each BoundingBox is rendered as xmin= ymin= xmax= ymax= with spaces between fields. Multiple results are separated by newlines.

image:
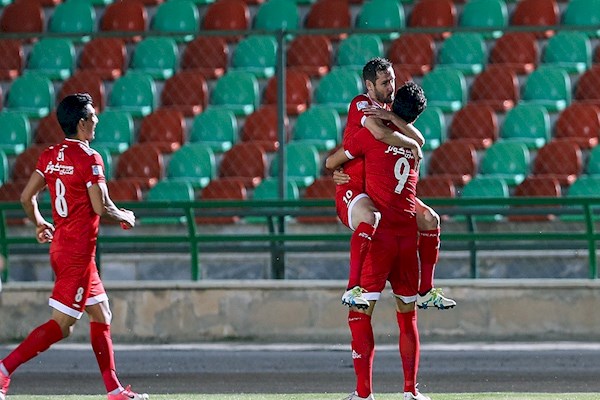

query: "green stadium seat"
xmin=293 ymin=107 xmax=341 ymax=151
xmin=562 ymin=0 xmax=600 ymax=38
xmin=131 ymin=37 xmax=179 ymax=80
xmin=210 ymin=71 xmax=260 ymax=116
xmin=26 ymin=38 xmax=75 ymax=81
xmin=459 ymin=0 xmax=508 ymax=39
xmin=0 ymin=112 xmax=30 ymax=156
xmin=438 ymin=32 xmax=486 ymax=75
xmin=521 ymin=66 xmax=571 ymax=112
xmin=5 ymin=73 xmax=54 ymax=118
xmin=413 ymin=106 xmax=445 ymax=151
xmin=584 ymin=145 xmax=600 ymax=175
xmin=144 ymin=180 xmax=195 ymax=224
xmin=421 ymin=67 xmax=467 ymax=112
xmin=92 ymin=145 xmax=113 ymax=180
xmin=253 ymin=0 xmax=299 ymax=31
xmin=189 ymin=108 xmax=237 ymax=153
xmin=500 ymin=104 xmax=550 ymax=149
xmin=480 ymin=140 xmax=530 ymax=186
xmin=231 ymin=35 xmax=278 ymax=79
xmin=48 ymin=0 xmax=95 ymax=43
xmin=314 ymin=68 xmax=363 ymax=114
xmin=151 ymin=0 xmax=199 ymax=42
xmin=246 ymin=178 xmax=299 ymax=223
xmin=0 ymin=149 xmax=8 ymax=186
xmin=561 ymin=175 xmax=600 ymax=221
xmin=167 ymin=143 xmax=216 ymax=189
xmin=108 ymin=72 xmax=156 ymax=117
xmin=356 ymin=0 xmax=404 ymax=41
xmin=94 ymin=110 xmax=134 ymax=154
xmin=460 ymin=176 xmax=509 ymax=221
xmin=336 ymin=34 xmax=383 ymax=72
xmin=269 ymin=142 xmax=321 ymax=188
xmin=542 ymin=31 xmax=592 ymax=74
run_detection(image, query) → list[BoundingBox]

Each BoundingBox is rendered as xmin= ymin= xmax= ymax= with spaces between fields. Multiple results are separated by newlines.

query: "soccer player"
xmin=326 ymin=83 xmax=431 ymax=400
xmin=336 ymin=57 xmax=455 ymax=311
xmin=0 ymin=94 xmax=149 ymax=400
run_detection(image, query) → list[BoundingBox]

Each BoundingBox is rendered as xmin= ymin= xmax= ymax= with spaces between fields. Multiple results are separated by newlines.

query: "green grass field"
xmin=5 ymin=394 xmax=599 ymax=400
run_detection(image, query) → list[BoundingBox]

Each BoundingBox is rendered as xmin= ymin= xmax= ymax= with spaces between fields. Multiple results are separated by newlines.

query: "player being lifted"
xmin=327 ymin=82 xmax=431 ymax=400
xmin=335 ymin=58 xmax=455 ymax=311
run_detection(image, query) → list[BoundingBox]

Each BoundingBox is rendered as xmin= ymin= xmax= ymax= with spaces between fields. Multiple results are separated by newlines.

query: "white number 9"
xmin=394 ymin=157 xmax=410 ymax=194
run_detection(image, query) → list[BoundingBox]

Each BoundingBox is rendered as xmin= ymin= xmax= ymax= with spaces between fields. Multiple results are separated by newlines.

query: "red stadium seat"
xmin=0 ymin=181 xmax=27 ymax=202
xmin=532 ymin=140 xmax=583 ymax=185
xmin=79 ymin=38 xmax=127 ymax=80
xmin=107 ymin=179 xmax=143 ymax=202
xmin=511 ymin=0 xmax=559 ymax=38
xmin=100 ymin=0 xmax=147 ymax=42
xmin=554 ymin=103 xmax=600 ymax=149
xmin=489 ymin=32 xmax=538 ymax=74
xmin=35 ymin=112 xmax=64 ymax=146
xmin=416 ymin=176 xmax=456 ymax=198
xmin=305 ymin=0 xmax=351 ymax=41
xmin=138 ymin=109 xmax=186 ymax=153
xmin=0 ymin=1 xmax=44 ymax=37
xmin=218 ymin=142 xmax=267 ymax=188
xmin=393 ymin=66 xmax=413 ymax=88
xmin=0 ymin=39 xmax=24 ymax=81
xmin=12 ymin=145 xmax=46 ymax=183
xmin=241 ymin=106 xmax=289 ymax=152
xmin=202 ymin=0 xmax=249 ymax=42
xmin=387 ymin=34 xmax=435 ymax=76
xmin=286 ymin=35 xmax=333 ymax=77
xmin=574 ymin=65 xmax=600 ymax=105
xmin=427 ymin=140 xmax=477 ymax=186
xmin=408 ymin=0 xmax=457 ymax=39
xmin=58 ymin=70 xmax=106 ymax=112
xmin=181 ymin=36 xmax=229 ymax=79
xmin=510 ymin=176 xmax=562 ymax=222
xmin=263 ymin=70 xmax=312 ymax=115
xmin=469 ymin=65 xmax=519 ymax=112
xmin=297 ymin=177 xmax=338 ymax=224
xmin=114 ymin=143 xmax=164 ymax=189
xmin=448 ymin=104 xmax=499 ymax=149
xmin=160 ymin=71 xmax=208 ymax=117
xmin=197 ymin=178 xmax=248 ymax=224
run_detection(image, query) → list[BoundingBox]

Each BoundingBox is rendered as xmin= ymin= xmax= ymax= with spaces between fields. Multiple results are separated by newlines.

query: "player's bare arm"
xmin=325 ymin=147 xmax=351 ymax=171
xmin=20 ymin=171 xmax=54 ymax=243
xmin=363 ymin=106 xmax=425 ymax=147
xmin=88 ymin=182 xmax=136 ymax=228
xmin=363 ymin=117 xmax=423 ymax=162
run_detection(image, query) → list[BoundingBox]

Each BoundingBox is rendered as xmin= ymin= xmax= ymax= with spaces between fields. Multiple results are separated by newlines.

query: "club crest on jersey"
xmin=356 ymin=101 xmax=369 ymax=110
xmin=92 ymin=165 xmax=103 ymax=176
xmin=44 ymin=161 xmax=74 ymax=175
xmin=384 ymin=145 xmax=414 ymax=159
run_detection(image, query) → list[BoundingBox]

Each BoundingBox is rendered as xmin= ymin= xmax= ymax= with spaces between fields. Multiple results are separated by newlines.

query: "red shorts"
xmin=335 ymin=182 xmax=368 ymax=230
xmin=49 ymin=251 xmax=107 ymax=319
xmin=360 ymin=230 xmax=419 ymax=303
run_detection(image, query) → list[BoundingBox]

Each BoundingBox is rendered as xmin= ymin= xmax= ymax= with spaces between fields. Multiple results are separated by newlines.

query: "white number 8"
xmin=55 ymin=178 xmax=68 ymax=217
xmin=394 ymin=157 xmax=410 ymax=194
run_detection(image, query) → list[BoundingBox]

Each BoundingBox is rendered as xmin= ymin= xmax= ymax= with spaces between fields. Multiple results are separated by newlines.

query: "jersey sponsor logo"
xmin=44 ymin=161 xmax=74 ymax=175
xmin=351 ymin=350 xmax=362 ymax=359
xmin=356 ymin=101 xmax=369 ymax=110
xmin=384 ymin=145 xmax=414 ymax=159
xmin=92 ymin=165 xmax=103 ymax=176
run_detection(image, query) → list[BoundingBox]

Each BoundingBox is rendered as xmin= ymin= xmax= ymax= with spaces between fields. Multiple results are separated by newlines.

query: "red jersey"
xmin=35 ymin=138 xmax=106 ymax=256
xmin=340 ymin=94 xmax=391 ymax=194
xmin=344 ymin=126 xmax=418 ymax=236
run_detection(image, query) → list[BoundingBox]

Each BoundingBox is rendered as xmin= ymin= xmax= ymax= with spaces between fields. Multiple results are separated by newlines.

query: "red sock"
xmin=348 ymin=311 xmax=375 ymax=398
xmin=397 ymin=310 xmax=420 ymax=394
xmin=418 ymin=228 xmax=440 ymax=294
xmin=347 ymin=222 xmax=376 ymax=289
xmin=90 ymin=322 xmax=121 ymax=393
xmin=2 ymin=319 xmax=63 ymax=374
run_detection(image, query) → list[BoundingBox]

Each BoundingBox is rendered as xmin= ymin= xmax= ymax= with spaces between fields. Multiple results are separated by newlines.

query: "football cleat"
xmin=417 ymin=288 xmax=456 ymax=310
xmin=107 ymin=385 xmax=149 ymax=400
xmin=0 ymin=364 xmax=10 ymax=400
xmin=341 ymin=286 xmax=370 ymax=309
xmin=342 ymin=391 xmax=375 ymax=400
xmin=404 ymin=390 xmax=431 ymax=400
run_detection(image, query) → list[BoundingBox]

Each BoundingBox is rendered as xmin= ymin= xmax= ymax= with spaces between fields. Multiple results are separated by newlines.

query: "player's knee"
xmin=417 ymin=208 xmax=440 ymax=230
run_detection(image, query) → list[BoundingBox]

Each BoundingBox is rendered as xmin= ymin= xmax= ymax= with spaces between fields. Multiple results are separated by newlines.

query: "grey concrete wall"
xmin=1 ymin=280 xmax=599 ymax=343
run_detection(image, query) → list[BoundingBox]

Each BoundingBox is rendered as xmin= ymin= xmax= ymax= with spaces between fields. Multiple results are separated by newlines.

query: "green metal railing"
xmin=1 ymin=197 xmax=599 ymax=282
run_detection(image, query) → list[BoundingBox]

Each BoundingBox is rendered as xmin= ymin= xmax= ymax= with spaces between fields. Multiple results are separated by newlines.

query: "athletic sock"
xmin=2 ymin=319 xmax=63 ymax=374
xmin=397 ymin=310 xmax=420 ymax=394
xmin=90 ymin=322 xmax=121 ymax=393
xmin=418 ymin=228 xmax=440 ymax=295
xmin=348 ymin=311 xmax=375 ymax=398
xmin=347 ymin=222 xmax=376 ymax=289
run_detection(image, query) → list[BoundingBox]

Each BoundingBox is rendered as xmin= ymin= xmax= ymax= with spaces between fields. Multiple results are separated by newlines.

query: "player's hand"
xmin=362 ymin=106 xmax=394 ymax=121
xmin=333 ymin=169 xmax=350 ymax=185
xmin=35 ymin=222 xmax=54 ymax=244
xmin=119 ymin=208 xmax=135 ymax=230
xmin=411 ymin=145 xmax=423 ymax=163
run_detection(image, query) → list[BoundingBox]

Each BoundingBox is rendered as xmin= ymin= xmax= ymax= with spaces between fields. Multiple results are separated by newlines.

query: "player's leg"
xmin=85 ymin=269 xmax=148 ymax=400
xmin=414 ymin=198 xmax=456 ymax=310
xmin=390 ymin=235 xmax=430 ymax=400
xmin=341 ymin=194 xmax=381 ymax=309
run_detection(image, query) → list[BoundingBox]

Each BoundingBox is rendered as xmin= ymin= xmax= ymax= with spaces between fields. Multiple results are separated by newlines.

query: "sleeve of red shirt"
xmin=86 ymin=152 xmax=106 ymax=186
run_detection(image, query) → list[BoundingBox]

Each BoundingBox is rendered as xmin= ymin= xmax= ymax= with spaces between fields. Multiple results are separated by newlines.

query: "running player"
xmin=0 ymin=94 xmax=148 ymax=400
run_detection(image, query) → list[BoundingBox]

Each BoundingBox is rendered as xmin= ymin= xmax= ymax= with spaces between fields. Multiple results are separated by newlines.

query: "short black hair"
xmin=362 ymin=57 xmax=393 ymax=85
xmin=56 ymin=93 xmax=93 ymax=138
xmin=392 ymin=82 xmax=427 ymax=124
